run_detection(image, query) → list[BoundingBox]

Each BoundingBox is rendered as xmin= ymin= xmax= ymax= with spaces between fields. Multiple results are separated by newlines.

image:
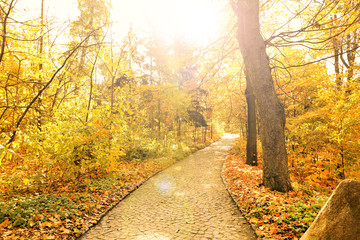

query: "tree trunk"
xmin=158 ymin=99 xmax=161 ymax=138
xmin=0 ymin=0 xmax=16 ymax=64
xmin=245 ymin=75 xmax=257 ymax=166
xmin=346 ymin=32 xmax=357 ymax=83
xmin=333 ymin=37 xmax=342 ymax=90
xmin=78 ymin=6 xmax=94 ymax=77
xmin=39 ymin=0 xmax=44 ymax=71
xmin=232 ymin=0 xmax=292 ymax=192
xmin=177 ymin=117 xmax=181 ymax=137
xmin=203 ymin=126 xmax=207 ymax=143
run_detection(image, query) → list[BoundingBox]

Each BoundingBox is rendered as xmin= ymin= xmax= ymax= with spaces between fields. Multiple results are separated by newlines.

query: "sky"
xmin=111 ymin=0 xmax=225 ymax=45
xmin=17 ymin=0 xmax=227 ymax=46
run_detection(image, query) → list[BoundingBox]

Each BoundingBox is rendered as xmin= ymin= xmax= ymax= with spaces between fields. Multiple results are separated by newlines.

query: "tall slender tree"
xmin=69 ymin=0 xmax=109 ymax=77
xmin=245 ymin=71 xmax=257 ymax=166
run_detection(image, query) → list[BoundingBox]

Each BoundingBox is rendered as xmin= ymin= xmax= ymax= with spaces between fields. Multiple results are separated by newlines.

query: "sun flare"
xmin=19 ymin=0 xmax=224 ymax=46
xmin=111 ymin=0 xmax=224 ymax=45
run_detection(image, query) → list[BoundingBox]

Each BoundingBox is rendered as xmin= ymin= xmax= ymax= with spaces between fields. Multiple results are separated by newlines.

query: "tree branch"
xmin=0 ymin=0 xmax=17 ymax=63
xmin=6 ymin=27 xmax=103 ymax=145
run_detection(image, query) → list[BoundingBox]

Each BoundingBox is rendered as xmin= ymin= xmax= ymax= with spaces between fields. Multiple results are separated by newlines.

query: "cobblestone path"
xmin=81 ymin=134 xmax=257 ymax=240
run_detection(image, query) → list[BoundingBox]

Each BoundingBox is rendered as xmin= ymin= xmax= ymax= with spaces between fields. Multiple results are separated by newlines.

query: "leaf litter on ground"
xmin=0 ymin=158 xmax=175 ymax=239
xmin=0 ymin=139 xmax=218 ymax=239
xmin=222 ymin=153 xmax=334 ymax=239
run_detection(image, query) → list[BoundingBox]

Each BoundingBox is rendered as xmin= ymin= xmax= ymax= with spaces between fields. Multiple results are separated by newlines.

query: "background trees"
xmin=0 ymin=0 xmax=359 ymax=215
xmin=0 ymin=0 xmax=224 ymax=189
xmin=0 ymin=0 xmax=359 ymax=238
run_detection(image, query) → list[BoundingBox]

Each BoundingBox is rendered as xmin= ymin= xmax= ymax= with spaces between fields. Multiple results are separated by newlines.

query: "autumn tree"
xmin=0 ymin=0 xmax=17 ymax=63
xmin=231 ymin=0 xmax=292 ymax=192
xmin=0 ymin=0 xmax=54 ymax=143
xmin=263 ymin=0 xmax=359 ymax=180
xmin=69 ymin=0 xmax=110 ymax=78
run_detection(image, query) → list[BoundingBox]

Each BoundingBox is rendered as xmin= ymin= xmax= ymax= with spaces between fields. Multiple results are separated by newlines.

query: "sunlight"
xmin=111 ymin=0 xmax=224 ymax=45
xmin=18 ymin=0 xmax=78 ymax=22
xmin=154 ymin=174 xmax=177 ymax=195
xmin=18 ymin=0 xmax=224 ymax=46
xmin=222 ymin=133 xmax=239 ymax=139
xmin=136 ymin=233 xmax=170 ymax=240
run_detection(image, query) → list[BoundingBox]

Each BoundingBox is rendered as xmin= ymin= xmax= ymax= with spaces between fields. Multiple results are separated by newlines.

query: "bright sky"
xmin=17 ymin=0 xmax=226 ymax=46
xmin=112 ymin=0 xmax=225 ymax=45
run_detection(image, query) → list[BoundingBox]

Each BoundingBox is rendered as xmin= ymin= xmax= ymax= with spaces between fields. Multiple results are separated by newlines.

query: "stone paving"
xmin=81 ymin=134 xmax=257 ymax=240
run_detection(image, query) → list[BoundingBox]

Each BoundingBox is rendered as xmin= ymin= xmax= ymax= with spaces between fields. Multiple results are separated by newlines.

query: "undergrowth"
xmin=0 ymin=134 xmax=220 ymax=239
xmin=222 ymin=139 xmax=336 ymax=239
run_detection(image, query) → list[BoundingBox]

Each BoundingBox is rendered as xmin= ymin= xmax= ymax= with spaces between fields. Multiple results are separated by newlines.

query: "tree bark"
xmin=346 ymin=32 xmax=358 ymax=83
xmin=245 ymin=74 xmax=257 ymax=166
xmin=39 ymin=0 xmax=44 ymax=71
xmin=0 ymin=0 xmax=16 ymax=64
xmin=333 ymin=37 xmax=342 ymax=90
xmin=232 ymin=0 xmax=292 ymax=192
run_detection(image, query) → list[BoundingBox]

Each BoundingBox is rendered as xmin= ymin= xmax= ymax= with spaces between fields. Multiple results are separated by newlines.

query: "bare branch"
xmin=0 ymin=0 xmax=17 ymax=63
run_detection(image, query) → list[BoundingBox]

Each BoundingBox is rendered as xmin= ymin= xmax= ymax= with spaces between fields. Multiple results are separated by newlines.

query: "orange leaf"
xmin=0 ymin=218 xmax=10 ymax=231
xmin=40 ymin=221 xmax=53 ymax=228
xmin=60 ymin=227 xmax=72 ymax=234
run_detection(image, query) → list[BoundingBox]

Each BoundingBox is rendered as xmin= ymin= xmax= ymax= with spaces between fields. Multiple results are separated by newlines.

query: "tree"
xmin=0 ymin=0 xmax=17 ymax=63
xmin=262 ymin=0 xmax=359 ymax=181
xmin=231 ymin=0 xmax=292 ymax=192
xmin=69 ymin=0 xmax=109 ymax=77
xmin=6 ymin=30 xmax=99 ymax=144
xmin=245 ymin=71 xmax=257 ymax=166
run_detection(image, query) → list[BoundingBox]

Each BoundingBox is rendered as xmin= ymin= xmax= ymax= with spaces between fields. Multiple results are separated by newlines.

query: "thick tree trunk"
xmin=245 ymin=78 xmax=257 ymax=166
xmin=232 ymin=0 xmax=292 ymax=192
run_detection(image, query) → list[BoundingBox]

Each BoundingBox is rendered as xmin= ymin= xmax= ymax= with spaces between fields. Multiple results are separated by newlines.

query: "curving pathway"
xmin=81 ymin=134 xmax=257 ymax=240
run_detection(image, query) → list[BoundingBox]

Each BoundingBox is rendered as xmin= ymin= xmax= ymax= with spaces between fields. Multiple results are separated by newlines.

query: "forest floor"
xmin=222 ymin=151 xmax=335 ymax=239
xmin=1 ymin=134 xmax=339 ymax=240
xmin=0 ymin=136 xmax=220 ymax=239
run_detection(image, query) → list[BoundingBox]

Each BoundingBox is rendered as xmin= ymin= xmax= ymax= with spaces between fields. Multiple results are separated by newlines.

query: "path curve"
xmin=82 ymin=134 xmax=257 ymax=240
